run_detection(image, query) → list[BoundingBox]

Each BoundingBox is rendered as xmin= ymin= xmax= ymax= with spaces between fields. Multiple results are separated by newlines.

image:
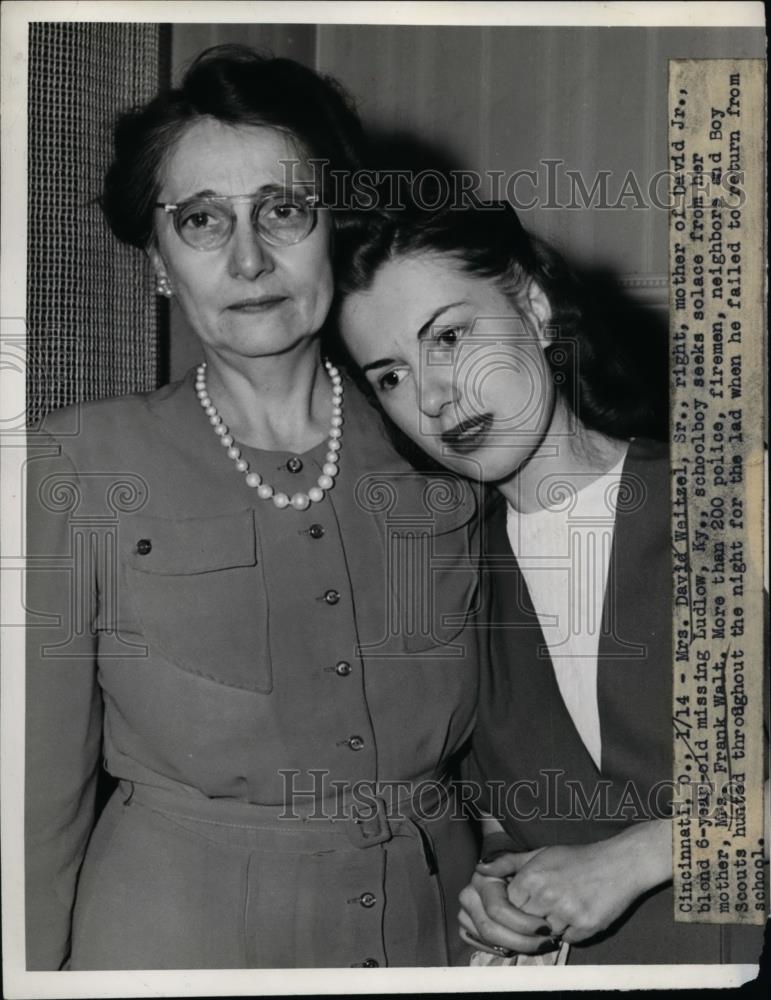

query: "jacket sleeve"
xmin=25 ymin=430 xmax=103 ymax=970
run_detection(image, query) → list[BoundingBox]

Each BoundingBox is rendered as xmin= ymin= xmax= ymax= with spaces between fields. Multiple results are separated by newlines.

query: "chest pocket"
xmin=122 ymin=509 xmax=272 ymax=693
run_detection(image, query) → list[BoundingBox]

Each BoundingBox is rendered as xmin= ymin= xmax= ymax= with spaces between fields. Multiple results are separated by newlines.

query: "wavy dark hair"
xmin=102 ymin=44 xmax=366 ymax=249
xmin=333 ymin=201 xmax=669 ymax=443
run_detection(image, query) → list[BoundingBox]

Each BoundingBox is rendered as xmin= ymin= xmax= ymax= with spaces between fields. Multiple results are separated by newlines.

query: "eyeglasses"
xmin=154 ymin=188 xmax=319 ymax=252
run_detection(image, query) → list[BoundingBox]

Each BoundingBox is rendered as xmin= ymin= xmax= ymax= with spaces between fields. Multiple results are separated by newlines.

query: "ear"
xmin=146 ymin=243 xmax=167 ymax=281
xmin=526 ymin=280 xmax=552 ymax=339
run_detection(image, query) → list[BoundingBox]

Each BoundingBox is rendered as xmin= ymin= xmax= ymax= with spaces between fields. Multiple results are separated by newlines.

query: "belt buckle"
xmin=345 ymin=796 xmax=392 ymax=849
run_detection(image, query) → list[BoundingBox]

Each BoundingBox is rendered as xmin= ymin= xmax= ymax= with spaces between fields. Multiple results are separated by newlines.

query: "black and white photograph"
xmin=1 ymin=2 xmax=767 ymax=996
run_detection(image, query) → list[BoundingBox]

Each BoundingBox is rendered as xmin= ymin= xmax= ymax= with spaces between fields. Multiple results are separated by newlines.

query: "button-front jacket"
xmin=25 ymin=371 xmax=481 ymax=970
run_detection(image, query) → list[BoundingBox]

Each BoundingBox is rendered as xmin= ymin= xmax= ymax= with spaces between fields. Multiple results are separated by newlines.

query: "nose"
xmin=227 ymin=212 xmax=271 ymax=280
xmin=418 ymin=368 xmax=458 ymax=419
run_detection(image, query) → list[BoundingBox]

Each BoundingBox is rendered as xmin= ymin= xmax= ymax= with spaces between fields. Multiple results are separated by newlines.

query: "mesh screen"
xmin=27 ymin=22 xmax=163 ymax=425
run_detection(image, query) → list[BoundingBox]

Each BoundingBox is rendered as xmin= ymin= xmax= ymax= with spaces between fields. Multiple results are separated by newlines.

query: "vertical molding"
xmin=420 ymin=26 xmax=441 ymax=148
xmin=540 ymin=29 xmax=558 ymax=159
xmin=641 ymin=30 xmax=660 ymax=275
xmin=575 ymin=30 xmax=600 ymax=262
xmin=477 ymin=26 xmax=492 ymax=191
xmin=313 ymin=20 xmax=323 ymax=72
xmin=535 ymin=29 xmax=562 ymax=252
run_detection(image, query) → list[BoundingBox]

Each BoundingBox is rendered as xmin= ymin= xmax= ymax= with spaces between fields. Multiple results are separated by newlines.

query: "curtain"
xmin=27 ymin=22 xmax=165 ymax=424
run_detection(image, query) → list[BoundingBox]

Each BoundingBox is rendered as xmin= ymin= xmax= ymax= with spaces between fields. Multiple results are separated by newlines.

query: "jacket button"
xmin=136 ymin=538 xmax=152 ymax=555
xmin=359 ymin=892 xmax=377 ymax=908
xmin=324 ymin=589 xmax=340 ymax=605
xmin=287 ymin=457 xmax=303 ymax=473
xmin=335 ymin=661 xmax=352 ymax=676
xmin=362 ymin=958 xmax=379 ymax=967
xmin=347 ymin=735 xmax=365 ymax=751
xmin=309 ymin=523 xmax=325 ymax=539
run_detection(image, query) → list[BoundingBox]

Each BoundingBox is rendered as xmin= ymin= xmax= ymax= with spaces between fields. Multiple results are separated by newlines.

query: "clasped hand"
xmin=458 ymin=828 xmax=667 ymax=956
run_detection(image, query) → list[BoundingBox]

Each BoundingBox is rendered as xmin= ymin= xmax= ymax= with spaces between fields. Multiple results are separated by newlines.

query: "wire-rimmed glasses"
xmin=154 ymin=187 xmax=319 ymax=251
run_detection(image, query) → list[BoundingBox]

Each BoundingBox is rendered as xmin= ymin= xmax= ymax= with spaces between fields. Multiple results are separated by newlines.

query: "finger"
xmin=459 ymin=926 xmax=515 ymax=959
xmin=562 ymin=925 xmax=589 ymax=945
xmin=478 ymin=878 xmax=548 ymax=936
xmin=545 ymin=915 xmax=570 ymax=937
xmin=510 ymin=894 xmax=553 ymax=923
xmin=458 ymin=906 xmax=490 ymax=946
xmin=457 ymin=906 xmax=481 ymax=937
xmin=540 ymin=924 xmax=573 ymax=954
xmin=535 ymin=914 xmax=570 ymax=952
xmin=505 ymin=880 xmax=531 ymax=912
xmin=477 ymin=883 xmax=548 ymax=936
xmin=462 ymin=880 xmax=552 ymax=953
xmin=477 ymin=849 xmax=541 ymax=878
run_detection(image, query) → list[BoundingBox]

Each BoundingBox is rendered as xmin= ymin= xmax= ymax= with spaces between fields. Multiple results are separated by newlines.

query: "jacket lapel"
xmin=596 ymin=438 xmax=672 ymax=793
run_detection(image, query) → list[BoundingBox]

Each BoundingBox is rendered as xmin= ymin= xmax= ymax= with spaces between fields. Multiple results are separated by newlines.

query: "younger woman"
xmin=335 ymin=203 xmax=766 ymax=964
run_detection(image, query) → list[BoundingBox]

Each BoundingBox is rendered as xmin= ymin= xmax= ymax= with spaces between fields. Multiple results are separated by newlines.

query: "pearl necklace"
xmin=195 ymin=360 xmax=343 ymax=511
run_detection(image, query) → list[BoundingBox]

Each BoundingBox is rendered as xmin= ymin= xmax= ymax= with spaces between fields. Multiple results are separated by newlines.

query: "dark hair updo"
xmin=102 ymin=44 xmax=365 ymax=249
xmin=334 ymin=203 xmax=668 ymax=442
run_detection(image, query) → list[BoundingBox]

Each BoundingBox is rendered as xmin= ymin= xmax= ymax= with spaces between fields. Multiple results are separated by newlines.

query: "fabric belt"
xmin=118 ymin=778 xmax=450 ymax=873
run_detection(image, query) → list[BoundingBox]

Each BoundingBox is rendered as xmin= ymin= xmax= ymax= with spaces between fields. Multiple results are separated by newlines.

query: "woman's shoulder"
xmin=37 ymin=378 xmax=186 ymax=427
xmin=621 ymin=436 xmax=670 ymax=507
xmin=29 ymin=377 xmax=193 ymax=461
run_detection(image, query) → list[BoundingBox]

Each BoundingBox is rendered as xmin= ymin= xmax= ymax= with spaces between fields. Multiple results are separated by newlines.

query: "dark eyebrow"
xmin=361 ymin=357 xmax=396 ymax=374
xmin=417 ymin=301 xmax=467 ymax=340
xmin=360 ymin=301 xmax=468 ymax=374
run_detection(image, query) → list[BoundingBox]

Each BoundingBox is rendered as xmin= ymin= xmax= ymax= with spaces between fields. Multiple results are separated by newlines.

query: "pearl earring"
xmin=156 ymin=274 xmax=173 ymax=298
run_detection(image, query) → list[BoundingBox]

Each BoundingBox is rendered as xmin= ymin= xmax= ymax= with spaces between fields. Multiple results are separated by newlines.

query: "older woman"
xmin=25 ymin=46 xmax=480 ymax=971
xmin=336 ymin=202 xmax=767 ymax=964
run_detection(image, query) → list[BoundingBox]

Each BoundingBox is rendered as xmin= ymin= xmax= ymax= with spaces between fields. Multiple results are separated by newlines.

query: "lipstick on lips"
xmin=226 ymin=296 xmax=286 ymax=312
xmin=440 ymin=413 xmax=494 ymax=455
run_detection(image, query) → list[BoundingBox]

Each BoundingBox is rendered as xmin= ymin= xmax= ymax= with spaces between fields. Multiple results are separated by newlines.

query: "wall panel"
xmin=316 ymin=25 xmax=764 ymax=278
